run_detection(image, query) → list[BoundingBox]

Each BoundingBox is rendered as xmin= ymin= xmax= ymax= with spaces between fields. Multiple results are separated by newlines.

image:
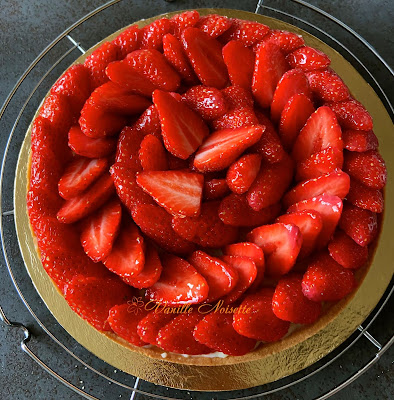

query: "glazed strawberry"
xmin=212 ymin=107 xmax=259 ymax=130
xmin=278 ymin=93 xmax=315 ymax=150
xmin=172 ymin=201 xmax=238 ymax=247
xmin=133 ymin=104 xmax=161 ymax=137
xmin=342 ymin=129 xmax=378 ymax=152
xmin=64 ymin=275 xmax=133 ymax=331
xmin=226 ymin=154 xmax=262 ymax=194
xmin=40 ymin=93 xmax=74 ymax=135
xmin=170 ymin=10 xmax=200 ymax=38
xmin=288 ymin=194 xmax=343 ymax=248
xmin=339 ymin=203 xmax=378 ymax=247
xmin=233 ymin=288 xmax=290 ymax=342
xmin=153 ymin=90 xmax=209 ymax=159
xmin=222 ymin=40 xmax=255 ymax=90
xmin=306 ymin=69 xmax=350 ymax=102
xmin=126 ymin=49 xmax=181 ymax=92
xmin=219 ymin=194 xmax=281 ymax=227
xmin=58 ymin=157 xmax=108 ymax=200
xmin=140 ymin=17 xmax=172 ymax=50
xmin=328 ymin=230 xmax=369 ymax=269
xmin=221 ymin=85 xmax=254 ymax=109
xmin=302 ymin=252 xmax=355 ymax=301
xmin=84 ymin=41 xmax=120 ymax=89
xmin=107 ymin=303 xmax=148 ymax=347
xmin=193 ymin=125 xmax=264 ymax=172
xmin=115 ymin=127 xmax=145 ymax=171
xmin=292 ymin=106 xmax=343 ymax=162
xmin=181 ymin=27 xmax=228 ymax=89
xmin=276 ymin=210 xmax=323 ymax=258
xmin=203 ymin=178 xmax=230 ymax=200
xmin=272 ymin=274 xmax=321 ymax=324
xmin=57 ymin=173 xmax=115 ymax=224
xmin=343 ymin=150 xmax=387 ymax=189
xmin=81 ymin=199 xmax=122 ymax=262
xmin=219 ymin=19 xmax=270 ymax=47
xmin=252 ymin=42 xmax=289 ymax=108
xmin=138 ymin=134 xmax=168 ymax=171
xmin=136 ymin=170 xmax=204 ymax=217
xmin=328 ymin=99 xmax=373 ymax=131
xmin=132 ymin=204 xmax=195 ymax=254
xmin=283 ymin=170 xmax=350 ymax=208
xmin=137 ymin=311 xmax=175 ymax=345
xmin=194 ymin=313 xmax=257 ymax=356
xmin=146 ymin=255 xmax=208 ymax=305
xmin=260 ymin=30 xmax=304 ymax=54
xmin=196 ymin=14 xmax=233 ymax=38
xmin=287 ymin=46 xmax=331 ymax=71
xmin=189 ymin=251 xmax=238 ymax=302
xmin=270 ymin=69 xmax=311 ymax=123
xmin=346 ymin=179 xmax=384 ymax=213
xmin=112 ymin=24 xmax=140 ymax=58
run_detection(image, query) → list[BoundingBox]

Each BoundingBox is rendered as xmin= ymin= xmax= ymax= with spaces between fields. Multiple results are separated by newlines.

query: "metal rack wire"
xmin=0 ymin=0 xmax=392 ymax=399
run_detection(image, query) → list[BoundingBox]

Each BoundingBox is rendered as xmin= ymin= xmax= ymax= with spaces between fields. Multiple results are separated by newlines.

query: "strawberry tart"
xmin=27 ymin=9 xmax=387 ymax=365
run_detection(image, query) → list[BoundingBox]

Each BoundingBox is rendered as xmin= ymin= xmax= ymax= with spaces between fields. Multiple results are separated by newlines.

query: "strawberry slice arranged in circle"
xmin=306 ymin=69 xmax=350 ymax=102
xmin=137 ymin=311 xmax=175 ymax=345
xmin=286 ymin=46 xmax=331 ymax=71
xmin=195 ymin=14 xmax=233 ymax=38
xmin=260 ymin=29 xmax=305 ymax=54
xmin=328 ymin=99 xmax=373 ymax=131
xmin=346 ymin=179 xmax=384 ymax=213
xmin=342 ymin=129 xmax=378 ymax=152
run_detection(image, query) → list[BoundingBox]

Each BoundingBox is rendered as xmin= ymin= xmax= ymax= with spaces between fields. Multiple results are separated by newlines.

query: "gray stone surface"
xmin=0 ymin=0 xmax=392 ymax=399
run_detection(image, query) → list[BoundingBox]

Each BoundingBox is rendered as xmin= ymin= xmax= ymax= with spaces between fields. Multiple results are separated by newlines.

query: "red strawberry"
xmin=233 ymin=288 xmax=290 ymax=342
xmin=58 ymin=157 xmax=108 ymax=200
xmin=279 ymin=93 xmax=315 ymax=150
xmin=115 ymin=127 xmax=144 ymax=171
xmin=140 ymin=17 xmax=172 ymax=50
xmin=57 ymin=173 xmax=115 ymax=224
xmin=259 ymin=30 xmax=304 ymax=54
xmin=328 ymin=230 xmax=369 ymax=269
xmin=132 ymin=204 xmax=195 ymax=254
xmin=188 ymin=251 xmax=238 ymax=302
xmin=172 ymin=201 xmax=238 ymax=247
xmin=137 ymin=311 xmax=175 ymax=345
xmin=219 ymin=193 xmax=281 ymax=227
xmin=306 ymin=69 xmax=350 ymax=102
xmin=196 ymin=14 xmax=233 ymax=38
xmin=40 ymin=93 xmax=74 ymax=135
xmin=221 ymin=85 xmax=254 ymax=109
xmin=343 ymin=150 xmax=387 ymax=189
xmin=302 ymin=252 xmax=355 ymax=301
xmin=64 ymin=275 xmax=133 ymax=331
xmin=276 ymin=210 xmax=323 ymax=258
xmin=346 ymin=179 xmax=383 ymax=213
xmin=153 ymin=90 xmax=209 ymax=159
xmin=222 ymin=40 xmax=255 ymax=90
xmin=287 ymin=46 xmax=331 ymax=71
xmin=136 ymin=170 xmax=203 ymax=217
xmin=84 ymin=41 xmax=120 ymax=89
xmin=227 ymin=154 xmax=262 ymax=194
xmin=138 ymin=134 xmax=168 ymax=171
xmin=146 ymin=255 xmax=208 ymax=305
xmin=81 ymin=199 xmax=122 ymax=262
xmin=339 ymin=203 xmax=378 ymax=247
xmin=112 ymin=24 xmax=141 ymax=58
xmin=212 ymin=107 xmax=259 ymax=130
xmin=170 ymin=10 xmax=200 ymax=38
xmin=272 ymin=274 xmax=321 ymax=324
xmin=193 ymin=125 xmax=264 ymax=172
xmin=270 ymin=69 xmax=311 ymax=123
xmin=133 ymin=104 xmax=161 ymax=136
xmin=328 ymin=99 xmax=373 ymax=131
xmin=193 ymin=313 xmax=257 ymax=356
xmin=292 ymin=106 xmax=343 ymax=162
xmin=283 ymin=170 xmax=350 ymax=208
xmin=342 ymin=129 xmax=378 ymax=152
xmin=181 ymin=27 xmax=228 ymax=89
xmin=288 ymin=194 xmax=343 ymax=248
xmin=107 ymin=303 xmax=148 ymax=347
xmin=203 ymin=178 xmax=230 ymax=200
xmin=252 ymin=42 xmax=289 ymax=108
xmin=219 ymin=19 xmax=270 ymax=47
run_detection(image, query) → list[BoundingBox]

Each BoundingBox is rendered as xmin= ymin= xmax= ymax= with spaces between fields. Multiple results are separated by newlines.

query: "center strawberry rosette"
xmin=27 ymin=11 xmax=387 ymax=357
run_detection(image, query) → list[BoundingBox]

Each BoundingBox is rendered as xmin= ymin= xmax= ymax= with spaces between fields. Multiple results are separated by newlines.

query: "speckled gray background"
xmin=0 ymin=0 xmax=393 ymax=399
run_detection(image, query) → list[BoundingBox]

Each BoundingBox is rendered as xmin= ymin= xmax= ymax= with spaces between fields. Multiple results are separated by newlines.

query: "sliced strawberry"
xmin=302 ymin=252 xmax=355 ymax=301
xmin=153 ymin=89 xmax=209 ymax=159
xmin=188 ymin=251 xmax=238 ymax=302
xmin=136 ymin=170 xmax=203 ymax=217
xmin=328 ymin=99 xmax=373 ymax=131
xmin=226 ymin=154 xmax=262 ymax=194
xmin=195 ymin=14 xmax=233 ymax=38
xmin=288 ymin=194 xmax=343 ymax=248
xmin=181 ymin=27 xmax=228 ymax=89
xmin=170 ymin=10 xmax=200 ymax=38
xmin=233 ymin=288 xmax=290 ymax=342
xmin=58 ymin=157 xmax=108 ymax=200
xmin=146 ymin=255 xmax=208 ymax=305
xmin=194 ymin=125 xmax=264 ymax=172
xmin=203 ymin=178 xmax=230 ymax=200
xmin=212 ymin=107 xmax=259 ymax=130
xmin=115 ymin=127 xmax=144 ymax=171
xmin=339 ymin=203 xmax=378 ymax=247
xmin=138 ymin=134 xmax=168 ymax=171
xmin=342 ymin=129 xmax=378 ymax=152
xmin=81 ymin=199 xmax=122 ymax=262
xmin=137 ymin=311 xmax=175 ymax=345
xmin=133 ymin=104 xmax=161 ymax=137
xmin=252 ymin=42 xmax=289 ymax=109
xmin=112 ymin=24 xmax=141 ymax=58
xmin=219 ymin=19 xmax=270 ymax=47
xmin=259 ymin=30 xmax=304 ymax=54
xmin=57 ymin=173 xmax=115 ymax=224
xmin=343 ymin=150 xmax=387 ymax=189
xmin=140 ymin=17 xmax=172 ymax=50
xmin=221 ymin=85 xmax=254 ymax=109
xmin=40 ymin=93 xmax=74 ymax=136
xmin=287 ymin=46 xmax=331 ymax=71
xmin=328 ymin=230 xmax=369 ymax=269
xmin=172 ymin=201 xmax=238 ymax=247
xmin=306 ymin=69 xmax=350 ymax=102
xmin=194 ymin=313 xmax=257 ymax=356
xmin=346 ymin=179 xmax=384 ymax=213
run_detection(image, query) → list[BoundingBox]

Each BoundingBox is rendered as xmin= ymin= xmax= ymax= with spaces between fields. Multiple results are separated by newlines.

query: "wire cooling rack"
xmin=0 ymin=0 xmax=393 ymax=399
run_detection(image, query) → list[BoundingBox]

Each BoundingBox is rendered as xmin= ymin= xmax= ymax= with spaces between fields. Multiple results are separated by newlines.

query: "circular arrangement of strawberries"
xmin=27 ymin=11 xmax=387 ymax=357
